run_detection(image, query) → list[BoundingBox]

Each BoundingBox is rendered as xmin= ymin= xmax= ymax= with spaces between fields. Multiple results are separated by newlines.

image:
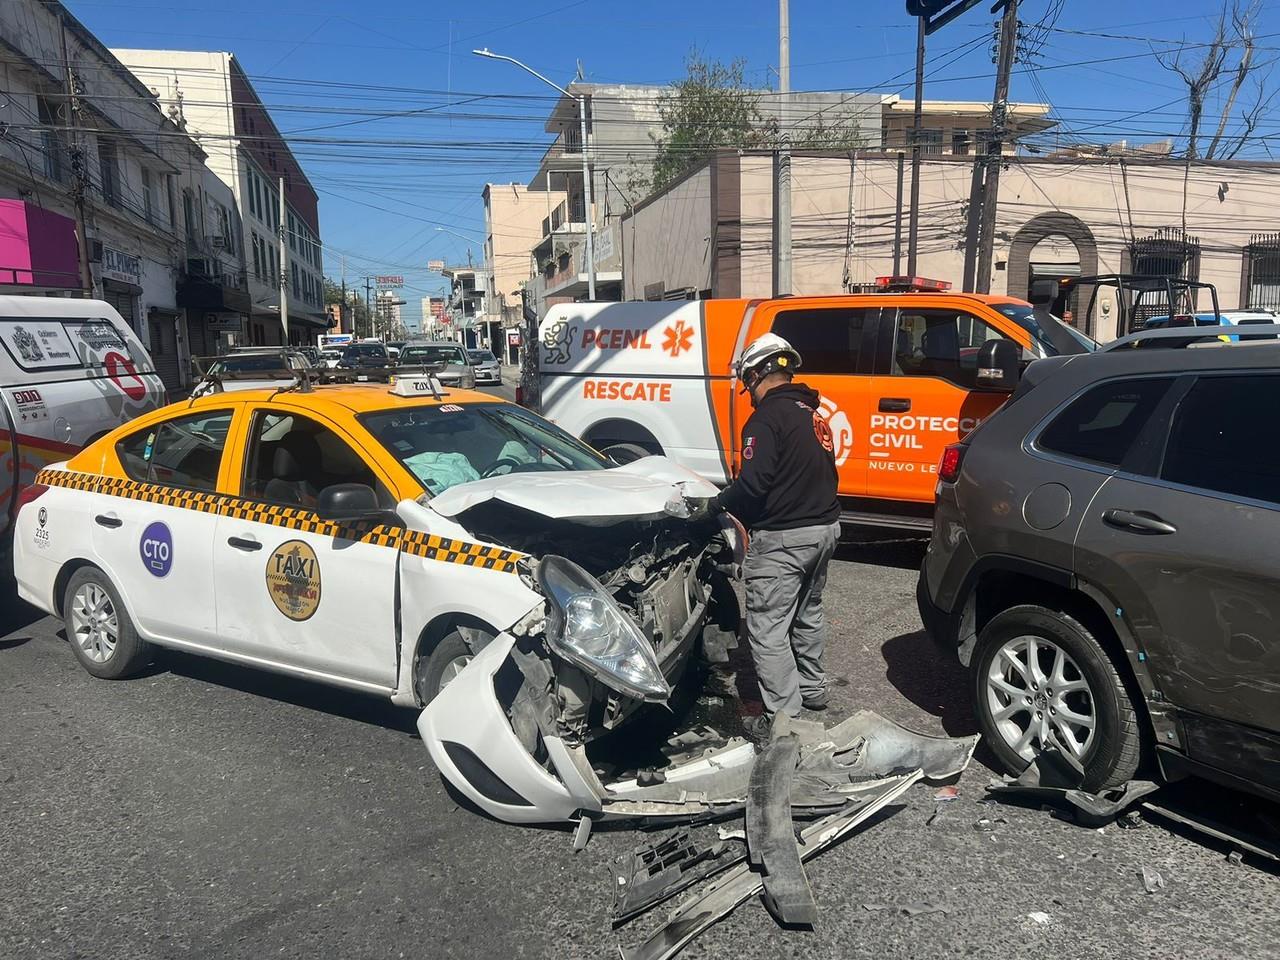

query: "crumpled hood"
xmin=426 ymin=456 xmax=719 ymax=521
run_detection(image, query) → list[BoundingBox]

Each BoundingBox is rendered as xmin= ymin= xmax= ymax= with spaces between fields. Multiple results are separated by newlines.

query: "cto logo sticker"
xmin=266 ymin=540 xmax=321 ymax=621
xmin=139 ymin=521 xmax=173 ymax=577
xmin=816 ymin=397 xmax=854 ymax=467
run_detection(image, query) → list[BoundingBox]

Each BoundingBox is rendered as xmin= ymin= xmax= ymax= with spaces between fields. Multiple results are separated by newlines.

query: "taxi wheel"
xmin=415 ymin=625 xmax=494 ymax=706
xmin=63 ymin=567 xmax=152 ymax=680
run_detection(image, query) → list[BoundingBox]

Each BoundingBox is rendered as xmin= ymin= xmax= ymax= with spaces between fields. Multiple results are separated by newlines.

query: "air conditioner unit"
xmin=209 ymin=235 xmax=227 ymax=249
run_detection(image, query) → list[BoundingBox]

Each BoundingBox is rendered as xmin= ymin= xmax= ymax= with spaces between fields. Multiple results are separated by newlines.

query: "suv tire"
xmin=972 ymin=605 xmax=1142 ymax=792
xmin=63 ymin=567 xmax=152 ymax=680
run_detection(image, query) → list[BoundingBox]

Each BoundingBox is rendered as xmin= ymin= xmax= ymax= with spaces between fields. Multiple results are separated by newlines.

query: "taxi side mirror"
xmin=317 ymin=483 xmax=399 ymax=525
xmin=975 ymin=339 xmax=1020 ymax=392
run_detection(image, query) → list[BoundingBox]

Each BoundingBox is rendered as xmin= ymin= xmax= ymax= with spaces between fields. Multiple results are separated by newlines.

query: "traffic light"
xmin=906 ymin=0 xmax=1007 ymax=34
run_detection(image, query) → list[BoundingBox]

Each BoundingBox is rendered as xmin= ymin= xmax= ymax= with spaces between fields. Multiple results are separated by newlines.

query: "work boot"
xmin=801 ymin=692 xmax=829 ymax=711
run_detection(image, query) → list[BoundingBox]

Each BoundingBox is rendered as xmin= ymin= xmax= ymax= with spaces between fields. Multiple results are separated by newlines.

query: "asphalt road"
xmin=3 ymin=531 xmax=1278 ymax=959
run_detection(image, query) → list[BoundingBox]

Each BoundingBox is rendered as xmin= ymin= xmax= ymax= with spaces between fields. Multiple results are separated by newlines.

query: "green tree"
xmin=639 ymin=52 xmax=865 ymax=197
xmin=323 ymin=277 xmax=371 ymax=336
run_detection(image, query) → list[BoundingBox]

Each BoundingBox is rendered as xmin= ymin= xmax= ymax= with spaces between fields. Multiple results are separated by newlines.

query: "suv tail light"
xmin=14 ymin=482 xmax=49 ymax=515
xmin=938 ymin=443 xmax=967 ymax=483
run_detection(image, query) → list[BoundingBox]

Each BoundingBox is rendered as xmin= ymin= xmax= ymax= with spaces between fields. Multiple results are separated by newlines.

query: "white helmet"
xmin=735 ymin=333 xmax=802 ymax=391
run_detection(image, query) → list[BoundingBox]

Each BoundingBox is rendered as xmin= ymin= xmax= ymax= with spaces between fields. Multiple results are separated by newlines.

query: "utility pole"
xmin=906 ymin=14 xmax=926 ymax=276
xmin=58 ymin=14 xmax=92 ymax=298
xmin=277 ymin=177 xmax=289 ymax=342
xmin=974 ymin=0 xmax=1019 ymax=294
xmin=364 ymin=276 xmax=374 ymax=339
xmin=339 ymin=253 xmax=348 ymax=333
xmin=774 ymin=0 xmax=792 ymax=296
xmin=892 ymin=152 xmax=905 ymax=275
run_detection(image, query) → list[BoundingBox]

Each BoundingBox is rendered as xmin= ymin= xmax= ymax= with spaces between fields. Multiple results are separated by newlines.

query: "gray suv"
xmin=918 ymin=327 xmax=1280 ymax=800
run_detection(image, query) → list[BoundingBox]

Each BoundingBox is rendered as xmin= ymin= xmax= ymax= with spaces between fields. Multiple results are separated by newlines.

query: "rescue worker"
xmin=704 ymin=333 xmax=841 ymax=738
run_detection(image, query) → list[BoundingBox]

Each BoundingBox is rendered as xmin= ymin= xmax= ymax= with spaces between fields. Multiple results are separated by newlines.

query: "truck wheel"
xmin=415 ymin=625 xmax=494 ymax=705
xmin=63 ymin=567 xmax=152 ymax=680
xmin=601 ymin=442 xmax=651 ymax=465
xmin=972 ymin=605 xmax=1142 ymax=792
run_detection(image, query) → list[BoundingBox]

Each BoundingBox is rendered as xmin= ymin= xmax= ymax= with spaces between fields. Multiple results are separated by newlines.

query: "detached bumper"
xmin=418 ymin=632 xmax=603 ymax=823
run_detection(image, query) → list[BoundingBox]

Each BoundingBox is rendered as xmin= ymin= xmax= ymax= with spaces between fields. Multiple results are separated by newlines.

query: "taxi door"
xmin=864 ymin=304 xmax=1014 ymax=505
xmin=740 ymin=299 xmax=879 ymax=498
xmin=89 ymin=406 xmax=238 ymax=647
xmin=211 ymin=403 xmax=399 ymax=691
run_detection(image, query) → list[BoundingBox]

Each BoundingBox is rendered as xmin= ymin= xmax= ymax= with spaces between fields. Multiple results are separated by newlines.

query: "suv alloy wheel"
xmin=972 ymin=605 xmax=1143 ymax=791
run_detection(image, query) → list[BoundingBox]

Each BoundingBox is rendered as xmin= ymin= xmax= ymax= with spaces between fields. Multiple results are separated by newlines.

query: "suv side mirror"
xmin=317 ymin=483 xmax=398 ymax=524
xmin=976 ymin=339 xmax=1021 ymax=391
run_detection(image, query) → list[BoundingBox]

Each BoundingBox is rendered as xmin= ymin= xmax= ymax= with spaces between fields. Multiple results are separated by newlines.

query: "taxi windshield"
xmin=995 ymin=304 xmax=1097 ymax=356
xmin=361 ymin=402 xmax=608 ymax=496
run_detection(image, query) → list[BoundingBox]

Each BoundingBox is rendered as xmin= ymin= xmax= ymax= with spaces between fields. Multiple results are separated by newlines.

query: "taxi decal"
xmin=33 ymin=505 xmax=50 ymax=550
xmin=267 ymin=540 xmax=321 ymax=620
xmin=139 ymin=521 xmax=173 ymax=577
xmin=34 ymin=469 xmax=524 ymax=574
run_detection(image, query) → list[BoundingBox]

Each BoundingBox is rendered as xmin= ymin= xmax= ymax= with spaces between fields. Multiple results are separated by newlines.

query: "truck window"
xmin=891 ymin=308 xmax=1005 ymax=388
xmin=770 ymin=308 xmax=874 ymax=374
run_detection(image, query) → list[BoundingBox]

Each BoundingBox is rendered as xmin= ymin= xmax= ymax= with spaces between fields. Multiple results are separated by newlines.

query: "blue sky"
xmin=69 ymin=0 xmax=1279 ymax=324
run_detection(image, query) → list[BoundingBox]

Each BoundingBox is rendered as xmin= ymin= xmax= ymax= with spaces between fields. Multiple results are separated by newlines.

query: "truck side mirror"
xmin=975 ymin=339 xmax=1021 ymax=392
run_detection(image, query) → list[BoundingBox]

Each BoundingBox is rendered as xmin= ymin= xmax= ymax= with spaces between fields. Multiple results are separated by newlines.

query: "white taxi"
xmin=12 ymin=374 xmax=739 ymax=822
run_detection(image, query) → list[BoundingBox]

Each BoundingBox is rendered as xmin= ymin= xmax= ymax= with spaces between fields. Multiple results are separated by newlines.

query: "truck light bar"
xmin=874 ymin=276 xmax=953 ymax=292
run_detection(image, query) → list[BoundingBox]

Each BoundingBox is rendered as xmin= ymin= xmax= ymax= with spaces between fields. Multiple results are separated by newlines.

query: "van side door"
xmin=865 ymin=304 xmax=1013 ymax=505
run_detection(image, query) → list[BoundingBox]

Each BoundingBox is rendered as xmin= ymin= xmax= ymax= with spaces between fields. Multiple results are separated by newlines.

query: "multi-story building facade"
xmin=441 ymin=266 xmax=491 ymax=349
xmin=114 ymin=49 xmax=326 ymax=349
xmin=420 ymin=296 xmax=446 ymax=339
xmin=481 ymin=182 xmax=563 ymax=360
xmin=878 ymin=98 xmax=1053 ymax=156
xmin=0 ymin=0 xmax=242 ymax=393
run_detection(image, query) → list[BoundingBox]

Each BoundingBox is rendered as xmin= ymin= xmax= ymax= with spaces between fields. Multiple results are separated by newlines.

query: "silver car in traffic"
xmin=398 ymin=342 xmax=476 ymax=389
xmin=467 ymin=348 xmax=502 ymax=384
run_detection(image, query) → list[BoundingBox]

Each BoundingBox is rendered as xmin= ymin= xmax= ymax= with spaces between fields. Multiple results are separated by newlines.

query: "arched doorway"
xmin=1007 ymin=213 xmax=1098 ymax=328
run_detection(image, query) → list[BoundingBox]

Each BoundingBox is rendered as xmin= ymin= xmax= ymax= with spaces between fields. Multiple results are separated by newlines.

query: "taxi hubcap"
xmin=437 ymin=655 xmax=472 ymax=694
xmin=71 ymin=583 xmax=119 ymax=663
xmin=986 ymin=634 xmax=1096 ymax=762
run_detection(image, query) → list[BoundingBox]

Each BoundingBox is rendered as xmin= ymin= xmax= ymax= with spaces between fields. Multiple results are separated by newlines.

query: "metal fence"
xmin=1127 ymin=227 xmax=1202 ymax=321
xmin=1245 ymin=233 xmax=1280 ymax=312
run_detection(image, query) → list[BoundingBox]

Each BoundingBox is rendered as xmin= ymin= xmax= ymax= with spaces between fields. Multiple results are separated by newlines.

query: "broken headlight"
xmin=535 ymin=555 xmax=671 ymax=703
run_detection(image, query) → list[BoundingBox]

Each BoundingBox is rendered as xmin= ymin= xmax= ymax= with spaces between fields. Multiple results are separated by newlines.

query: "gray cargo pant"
xmin=743 ymin=521 xmax=841 ymax=718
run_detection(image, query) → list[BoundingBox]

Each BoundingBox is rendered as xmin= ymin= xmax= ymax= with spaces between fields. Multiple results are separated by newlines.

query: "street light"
xmin=473 ymin=47 xmax=597 ymax=300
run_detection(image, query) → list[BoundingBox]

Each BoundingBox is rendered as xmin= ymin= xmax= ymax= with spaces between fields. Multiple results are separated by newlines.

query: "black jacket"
xmin=712 ymin=382 xmax=840 ymax=531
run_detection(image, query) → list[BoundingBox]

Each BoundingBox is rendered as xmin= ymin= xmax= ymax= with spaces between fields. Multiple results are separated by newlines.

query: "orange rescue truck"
xmin=534 ymin=277 xmax=1095 ymax=530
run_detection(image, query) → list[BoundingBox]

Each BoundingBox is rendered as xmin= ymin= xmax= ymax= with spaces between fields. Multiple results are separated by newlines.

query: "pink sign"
xmin=0 ymin=200 xmax=79 ymax=288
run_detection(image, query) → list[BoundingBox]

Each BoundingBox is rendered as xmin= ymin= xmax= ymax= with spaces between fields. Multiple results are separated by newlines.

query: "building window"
xmin=288 ymin=212 xmax=296 ymax=251
xmin=951 ymin=129 xmax=971 ymax=155
xmin=252 ymin=234 xmax=262 ymax=281
xmin=917 ymin=128 xmax=943 ymax=156
xmin=291 ymin=261 xmax=299 ymax=295
xmin=182 ymin=189 xmax=198 ymax=240
xmin=98 ymin=138 xmax=121 ymax=208
xmin=37 ymin=97 xmax=66 ymax=182
xmin=166 ymin=175 xmax=177 ymax=229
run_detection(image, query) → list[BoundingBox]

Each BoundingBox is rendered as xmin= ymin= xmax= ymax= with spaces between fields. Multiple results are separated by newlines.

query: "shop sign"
xmin=101 ymin=246 xmax=142 ymax=287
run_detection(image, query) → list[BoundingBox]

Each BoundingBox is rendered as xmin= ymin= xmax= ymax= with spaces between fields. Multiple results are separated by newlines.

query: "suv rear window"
xmin=1162 ymin=374 xmax=1280 ymax=505
xmin=1037 ymin=377 xmax=1174 ymax=467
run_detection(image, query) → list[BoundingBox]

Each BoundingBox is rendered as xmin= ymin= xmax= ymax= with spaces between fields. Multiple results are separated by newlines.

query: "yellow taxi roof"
xmin=185 ymin=382 xmax=504 ymax=416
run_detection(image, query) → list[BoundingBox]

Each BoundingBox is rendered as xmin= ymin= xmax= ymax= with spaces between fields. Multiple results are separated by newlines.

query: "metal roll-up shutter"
xmin=104 ymin=289 xmax=137 ymax=331
xmin=185 ymin=311 xmax=214 ymax=360
xmin=148 ymin=312 xmax=182 ymax=395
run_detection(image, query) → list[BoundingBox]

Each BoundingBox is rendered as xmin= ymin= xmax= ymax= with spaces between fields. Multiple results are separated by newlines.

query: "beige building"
xmin=879 ymin=99 xmax=1054 ymax=156
xmin=622 ymin=150 xmax=1280 ymax=341
xmin=481 ymin=182 xmax=564 ymax=324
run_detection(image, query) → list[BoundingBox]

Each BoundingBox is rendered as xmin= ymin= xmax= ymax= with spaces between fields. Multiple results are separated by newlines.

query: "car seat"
xmin=263 ymin=431 xmax=323 ymax=506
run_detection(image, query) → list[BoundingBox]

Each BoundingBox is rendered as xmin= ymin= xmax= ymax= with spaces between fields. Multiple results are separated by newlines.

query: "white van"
xmin=0 ymin=296 xmax=164 ymax=557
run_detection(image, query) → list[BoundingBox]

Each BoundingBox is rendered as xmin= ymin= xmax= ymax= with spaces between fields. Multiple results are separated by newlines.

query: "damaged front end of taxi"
xmin=417 ymin=458 xmax=744 ymax=823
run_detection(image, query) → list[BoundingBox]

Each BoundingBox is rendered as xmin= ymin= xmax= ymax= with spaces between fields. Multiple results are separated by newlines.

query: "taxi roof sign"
xmin=875 ymin=276 xmax=953 ymax=292
xmin=389 ymin=373 xmax=445 ymax=399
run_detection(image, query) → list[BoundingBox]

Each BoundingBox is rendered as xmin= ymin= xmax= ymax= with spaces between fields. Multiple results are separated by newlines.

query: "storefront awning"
xmin=0 ymin=200 xmax=80 ymax=289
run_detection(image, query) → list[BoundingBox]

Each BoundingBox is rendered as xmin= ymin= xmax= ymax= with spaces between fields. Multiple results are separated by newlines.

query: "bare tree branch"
xmin=1156 ymin=8 xmax=1230 ymax=159
xmin=1206 ymin=0 xmax=1260 ymax=159
xmin=1223 ymin=71 xmax=1277 ymax=159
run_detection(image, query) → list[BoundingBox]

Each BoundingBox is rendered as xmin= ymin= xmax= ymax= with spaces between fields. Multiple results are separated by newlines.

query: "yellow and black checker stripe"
xmin=35 ymin=468 xmax=524 ymax=574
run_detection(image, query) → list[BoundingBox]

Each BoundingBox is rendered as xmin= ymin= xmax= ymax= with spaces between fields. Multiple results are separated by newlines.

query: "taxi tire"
xmin=415 ymin=626 xmax=493 ymax=706
xmin=63 ymin=567 xmax=152 ymax=680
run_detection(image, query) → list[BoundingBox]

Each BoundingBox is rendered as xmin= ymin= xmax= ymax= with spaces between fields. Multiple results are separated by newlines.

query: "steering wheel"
xmin=480 ymin=456 xmax=524 ymax=478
